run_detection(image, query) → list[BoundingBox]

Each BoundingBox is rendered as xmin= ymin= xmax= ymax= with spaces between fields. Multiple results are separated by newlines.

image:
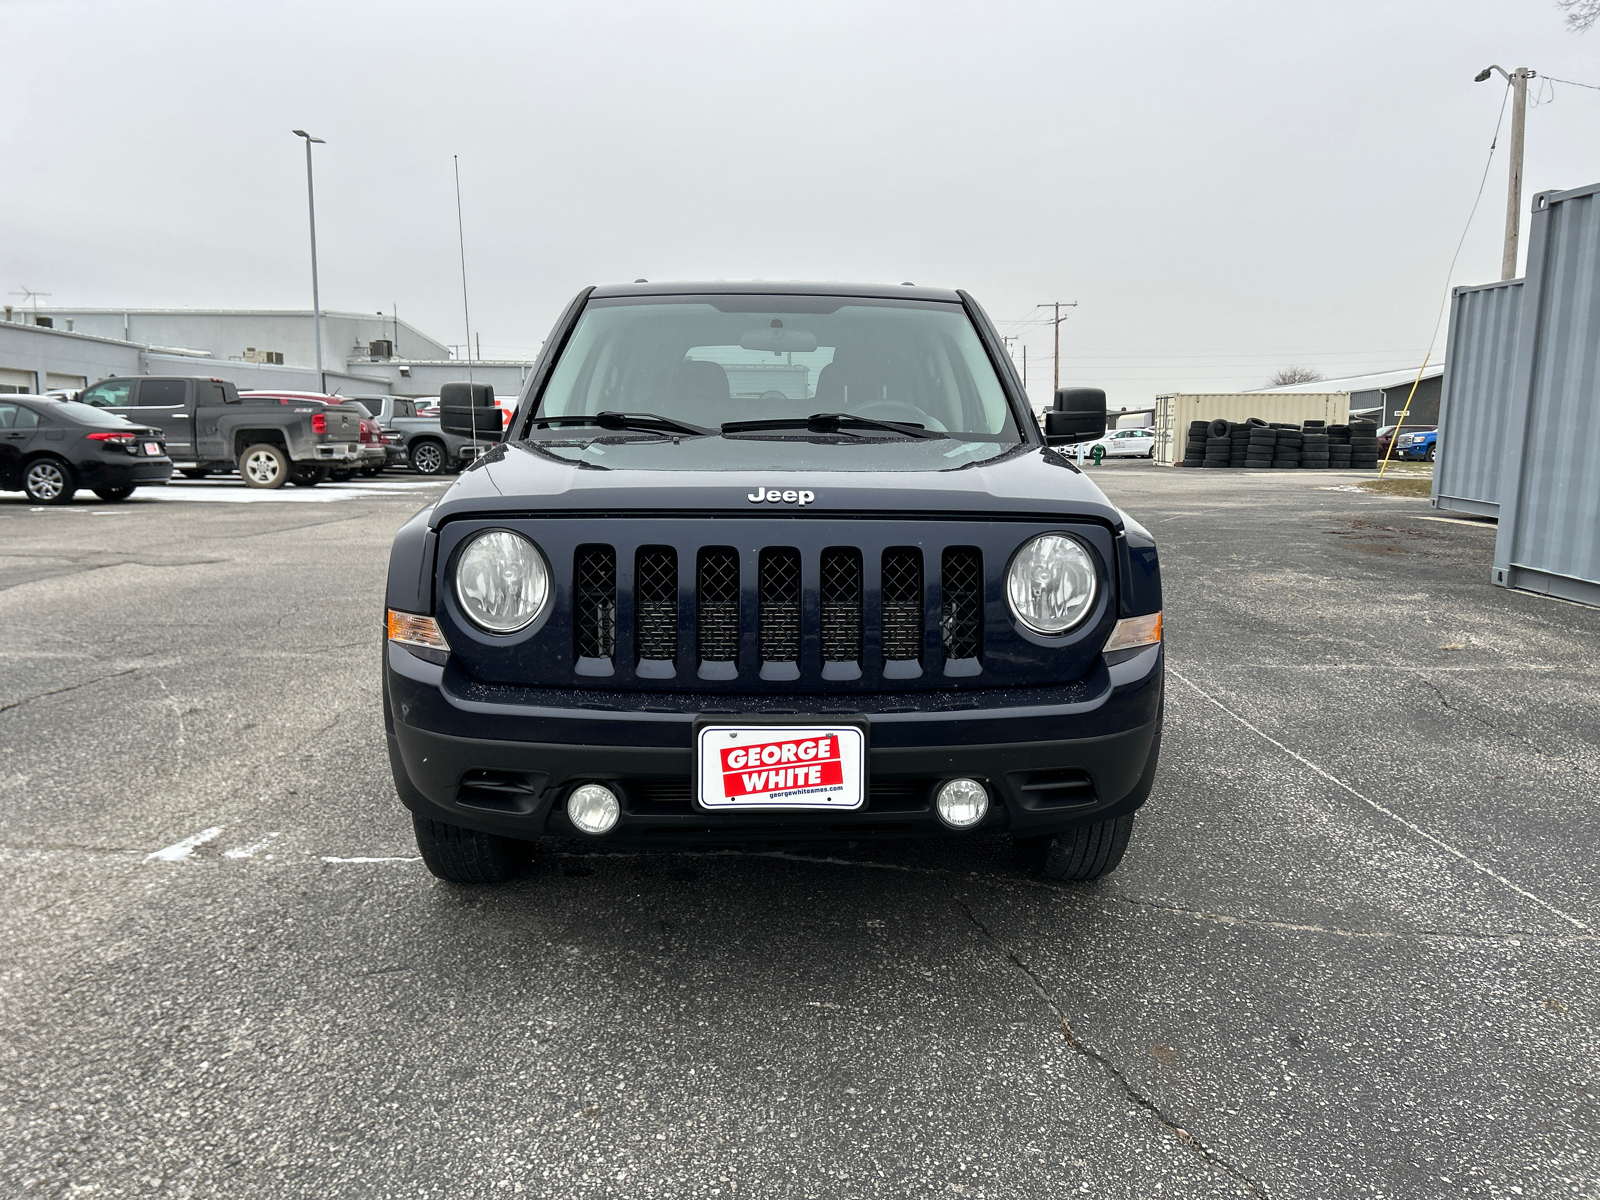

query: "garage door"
xmin=46 ymin=372 xmax=87 ymax=391
xmin=0 ymin=366 xmax=38 ymax=394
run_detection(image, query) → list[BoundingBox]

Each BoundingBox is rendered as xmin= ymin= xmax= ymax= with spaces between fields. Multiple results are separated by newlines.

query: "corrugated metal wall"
xmin=1492 ymin=181 xmax=1600 ymax=606
xmin=1152 ymin=393 xmax=1351 ymax=465
xmin=1432 ymin=278 xmax=1523 ymax=517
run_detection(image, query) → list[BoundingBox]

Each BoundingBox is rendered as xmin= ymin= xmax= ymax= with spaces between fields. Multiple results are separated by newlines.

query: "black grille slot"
xmin=697 ymin=547 xmax=740 ymax=663
xmin=820 ymin=548 xmax=863 ymax=662
xmin=881 ymin=548 xmax=924 ymax=663
xmin=759 ymin=548 xmax=801 ymax=662
xmin=635 ymin=546 xmax=678 ymax=660
xmin=574 ymin=545 xmax=616 ymax=659
xmin=941 ymin=547 xmax=983 ymax=660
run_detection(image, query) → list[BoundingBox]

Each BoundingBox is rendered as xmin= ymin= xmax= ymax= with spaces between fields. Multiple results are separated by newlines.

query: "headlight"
xmin=1006 ymin=533 xmax=1098 ymax=635
xmin=454 ymin=530 xmax=549 ymax=633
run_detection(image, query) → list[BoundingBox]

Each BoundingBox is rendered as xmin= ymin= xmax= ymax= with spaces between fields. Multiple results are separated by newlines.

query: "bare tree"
xmin=1557 ymin=0 xmax=1600 ymax=31
xmin=1267 ymin=366 xmax=1324 ymax=388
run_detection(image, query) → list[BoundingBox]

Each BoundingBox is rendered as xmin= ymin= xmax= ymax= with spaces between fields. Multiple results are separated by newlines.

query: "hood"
xmin=428 ymin=435 xmax=1124 ymax=530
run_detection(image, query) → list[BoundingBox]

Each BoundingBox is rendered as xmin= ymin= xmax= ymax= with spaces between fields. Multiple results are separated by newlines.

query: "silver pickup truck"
xmin=346 ymin=395 xmax=499 ymax=475
xmin=75 ymin=376 xmax=365 ymax=487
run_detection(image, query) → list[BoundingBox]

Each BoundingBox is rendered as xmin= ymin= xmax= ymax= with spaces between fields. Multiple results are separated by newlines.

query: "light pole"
xmin=292 ymin=129 xmax=327 ymax=390
xmin=1475 ymin=65 xmax=1533 ymax=280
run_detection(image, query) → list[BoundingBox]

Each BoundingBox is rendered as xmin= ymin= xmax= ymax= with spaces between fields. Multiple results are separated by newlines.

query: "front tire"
xmin=239 ymin=443 xmax=290 ymax=489
xmin=412 ymin=816 xmax=524 ymax=884
xmin=409 ymin=439 xmax=446 ymax=475
xmin=93 ymin=486 xmax=136 ymax=501
xmin=1424 ymin=445 xmax=1436 ymax=463
xmin=24 ymin=458 xmax=77 ymax=504
xmin=1025 ymin=813 xmax=1136 ymax=881
xmin=290 ymin=463 xmax=330 ymax=487
xmin=179 ymin=468 xmax=210 ymax=480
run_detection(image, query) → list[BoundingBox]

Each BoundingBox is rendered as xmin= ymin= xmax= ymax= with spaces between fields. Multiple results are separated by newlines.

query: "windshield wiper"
xmin=721 ymin=412 xmax=944 ymax=440
xmin=530 ymin=411 xmax=715 ymax=437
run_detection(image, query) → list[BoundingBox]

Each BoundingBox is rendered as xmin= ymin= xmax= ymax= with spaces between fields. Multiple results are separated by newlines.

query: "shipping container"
xmin=1432 ymin=278 xmax=1523 ymax=517
xmin=1152 ymin=393 xmax=1351 ymax=466
xmin=1492 ymin=182 xmax=1600 ymax=607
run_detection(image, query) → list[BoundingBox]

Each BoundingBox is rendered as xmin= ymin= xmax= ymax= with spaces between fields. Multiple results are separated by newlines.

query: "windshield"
xmin=532 ymin=296 xmax=1020 ymax=441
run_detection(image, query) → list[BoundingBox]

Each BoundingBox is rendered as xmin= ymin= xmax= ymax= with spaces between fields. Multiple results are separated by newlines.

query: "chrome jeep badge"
xmin=747 ymin=487 xmax=815 ymax=506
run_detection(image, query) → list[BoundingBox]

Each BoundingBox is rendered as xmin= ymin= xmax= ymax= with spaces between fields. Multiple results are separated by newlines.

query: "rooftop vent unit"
xmin=369 ymin=339 xmax=393 ymax=360
xmin=242 ymin=348 xmax=284 ymax=364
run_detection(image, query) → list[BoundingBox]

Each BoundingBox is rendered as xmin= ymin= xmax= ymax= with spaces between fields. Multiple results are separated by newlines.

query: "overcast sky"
xmin=3 ymin=0 xmax=1596 ymax=406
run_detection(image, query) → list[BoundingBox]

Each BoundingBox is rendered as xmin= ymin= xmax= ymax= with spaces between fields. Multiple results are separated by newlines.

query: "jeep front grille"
xmin=543 ymin=532 xmax=1029 ymax=681
xmin=880 ymin=547 xmax=924 ymax=663
xmin=636 ymin=546 xmax=678 ymax=660
xmin=574 ymin=545 xmax=616 ymax=659
xmin=696 ymin=547 xmax=740 ymax=663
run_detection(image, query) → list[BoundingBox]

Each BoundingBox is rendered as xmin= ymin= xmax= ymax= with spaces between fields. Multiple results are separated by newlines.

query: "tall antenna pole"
xmin=454 ymin=154 xmax=478 ymax=446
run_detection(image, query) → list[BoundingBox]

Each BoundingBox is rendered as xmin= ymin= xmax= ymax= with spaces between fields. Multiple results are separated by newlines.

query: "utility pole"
xmin=1476 ymin=65 xmax=1534 ymax=280
xmin=292 ymin=130 xmax=327 ymax=390
xmin=1036 ymin=302 xmax=1079 ymax=393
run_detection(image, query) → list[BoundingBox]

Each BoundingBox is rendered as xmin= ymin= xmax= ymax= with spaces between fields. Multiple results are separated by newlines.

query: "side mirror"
xmin=438 ymin=381 xmax=504 ymax=440
xmin=1044 ymin=387 xmax=1107 ymax=445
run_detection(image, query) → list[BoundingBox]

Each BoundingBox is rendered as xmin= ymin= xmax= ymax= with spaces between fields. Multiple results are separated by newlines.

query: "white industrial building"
xmin=1258 ymin=363 xmax=1445 ymax=425
xmin=0 ymin=305 xmax=536 ymax=399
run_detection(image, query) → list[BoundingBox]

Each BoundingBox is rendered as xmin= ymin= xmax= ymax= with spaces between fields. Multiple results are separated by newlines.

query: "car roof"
xmin=587 ymin=280 xmax=964 ymax=303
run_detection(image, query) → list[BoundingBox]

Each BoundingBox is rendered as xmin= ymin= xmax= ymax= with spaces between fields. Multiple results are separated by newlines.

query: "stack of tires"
xmin=1327 ymin=425 xmax=1353 ymax=469
xmin=1203 ymin=418 xmax=1233 ymax=468
xmin=1182 ymin=421 xmax=1209 ymax=467
xmin=1300 ymin=421 xmax=1331 ymax=469
xmin=1228 ymin=423 xmax=1252 ymax=467
xmin=1349 ymin=420 xmax=1379 ymax=469
xmin=1271 ymin=423 xmax=1302 ymax=468
xmin=1244 ymin=422 xmax=1276 ymax=467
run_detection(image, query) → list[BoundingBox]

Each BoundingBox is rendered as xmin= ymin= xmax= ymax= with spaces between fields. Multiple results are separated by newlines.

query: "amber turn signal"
xmin=1103 ymin=612 xmax=1161 ymax=653
xmin=387 ymin=609 xmax=451 ymax=651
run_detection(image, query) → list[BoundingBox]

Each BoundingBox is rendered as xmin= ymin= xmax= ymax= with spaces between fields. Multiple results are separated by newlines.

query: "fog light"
xmin=567 ymin=783 xmax=620 ymax=835
xmin=935 ymin=778 xmax=989 ymax=829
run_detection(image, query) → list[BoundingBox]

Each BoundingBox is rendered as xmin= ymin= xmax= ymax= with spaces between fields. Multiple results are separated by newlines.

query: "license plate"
xmin=695 ymin=723 xmax=866 ymax=810
xmin=143 ymin=442 xmax=162 ymax=456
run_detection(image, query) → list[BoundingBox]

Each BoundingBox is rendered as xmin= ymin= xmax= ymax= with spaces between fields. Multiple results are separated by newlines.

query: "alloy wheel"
xmin=246 ymin=450 xmax=282 ymax=485
xmin=26 ymin=462 xmax=66 ymax=501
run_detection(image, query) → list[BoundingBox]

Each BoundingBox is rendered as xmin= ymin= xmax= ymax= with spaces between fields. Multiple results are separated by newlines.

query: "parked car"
xmin=76 ymin=377 xmax=365 ymax=488
xmin=383 ymin=281 xmax=1164 ymax=886
xmin=1376 ymin=424 xmax=1435 ymax=459
xmin=238 ymin=392 xmax=388 ymax=479
xmin=1394 ymin=428 xmax=1437 ymax=462
xmin=0 ymin=395 xmax=171 ymax=504
xmin=1083 ymin=427 xmax=1156 ymax=458
xmin=345 ymin=394 xmax=498 ymax=475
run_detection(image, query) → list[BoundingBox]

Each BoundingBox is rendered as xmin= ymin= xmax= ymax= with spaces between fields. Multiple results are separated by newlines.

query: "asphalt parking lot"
xmin=2 ymin=466 xmax=1596 ymax=1199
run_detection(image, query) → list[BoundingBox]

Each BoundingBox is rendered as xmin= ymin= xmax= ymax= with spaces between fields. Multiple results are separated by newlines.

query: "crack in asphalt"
xmin=949 ymin=884 xmax=1267 ymax=1198
xmin=0 ymin=668 xmax=140 ymax=716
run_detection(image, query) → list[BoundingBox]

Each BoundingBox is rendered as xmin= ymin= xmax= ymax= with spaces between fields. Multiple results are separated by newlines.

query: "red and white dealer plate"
xmin=695 ymin=724 xmax=867 ymax=810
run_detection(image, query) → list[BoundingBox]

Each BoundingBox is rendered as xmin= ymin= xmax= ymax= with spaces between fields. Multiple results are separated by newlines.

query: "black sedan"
xmin=0 ymin=396 xmax=172 ymax=504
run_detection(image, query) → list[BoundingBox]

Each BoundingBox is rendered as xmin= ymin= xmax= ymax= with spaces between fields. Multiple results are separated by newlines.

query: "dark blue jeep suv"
xmin=383 ymin=282 xmax=1163 ymax=884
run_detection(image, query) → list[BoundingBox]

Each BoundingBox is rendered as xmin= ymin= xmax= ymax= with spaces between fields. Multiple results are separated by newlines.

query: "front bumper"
xmin=384 ymin=641 xmax=1164 ymax=845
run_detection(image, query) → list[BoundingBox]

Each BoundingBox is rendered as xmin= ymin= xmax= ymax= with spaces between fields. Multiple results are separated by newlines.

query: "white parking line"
xmin=144 ymin=826 xmax=224 ymax=863
xmin=320 ymin=855 xmax=422 ymax=864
